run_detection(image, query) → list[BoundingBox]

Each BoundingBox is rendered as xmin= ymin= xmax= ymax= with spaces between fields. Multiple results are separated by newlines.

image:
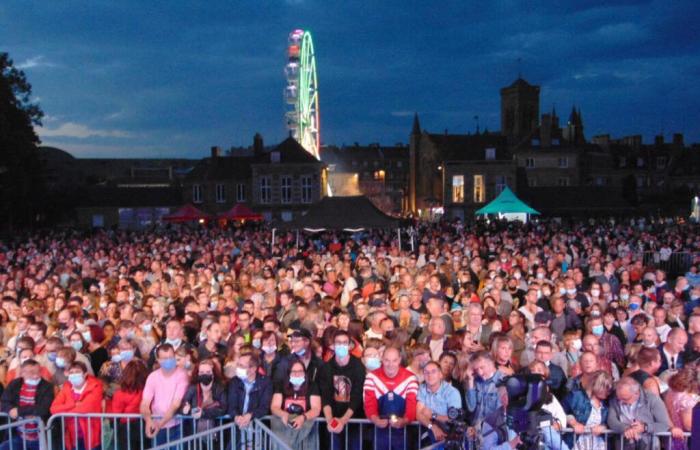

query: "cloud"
xmin=37 ymin=122 xmax=133 ymax=139
xmin=16 ymin=55 xmax=55 ymax=70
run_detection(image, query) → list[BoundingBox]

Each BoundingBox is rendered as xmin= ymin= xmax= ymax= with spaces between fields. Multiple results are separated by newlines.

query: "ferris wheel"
xmin=284 ymin=29 xmax=320 ymax=160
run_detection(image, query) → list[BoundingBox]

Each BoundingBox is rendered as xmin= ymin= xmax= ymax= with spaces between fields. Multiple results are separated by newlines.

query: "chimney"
xmin=211 ymin=146 xmax=221 ymax=158
xmin=253 ymin=133 xmax=264 ymax=156
xmin=654 ymin=135 xmax=664 ymax=146
xmin=673 ymin=133 xmax=684 ymax=148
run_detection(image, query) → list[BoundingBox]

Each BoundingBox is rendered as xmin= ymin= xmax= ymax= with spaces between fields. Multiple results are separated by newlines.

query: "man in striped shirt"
xmin=0 ymin=359 xmax=54 ymax=450
xmin=363 ymin=347 xmax=418 ymax=450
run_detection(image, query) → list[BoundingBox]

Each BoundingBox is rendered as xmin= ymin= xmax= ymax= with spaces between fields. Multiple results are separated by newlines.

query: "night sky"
xmin=2 ymin=1 xmax=699 ymax=158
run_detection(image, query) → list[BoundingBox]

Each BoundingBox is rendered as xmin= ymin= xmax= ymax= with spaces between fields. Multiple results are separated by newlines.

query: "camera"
xmin=286 ymin=403 xmax=304 ymax=415
xmin=434 ymin=407 xmax=469 ymax=450
xmin=498 ymin=374 xmax=553 ymax=450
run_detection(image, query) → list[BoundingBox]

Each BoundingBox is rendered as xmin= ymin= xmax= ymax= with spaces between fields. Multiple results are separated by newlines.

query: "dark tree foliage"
xmin=0 ymin=52 xmax=46 ymax=232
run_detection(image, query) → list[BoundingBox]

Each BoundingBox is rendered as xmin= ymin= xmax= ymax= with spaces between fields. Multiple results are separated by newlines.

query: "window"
xmin=557 ymin=177 xmax=570 ymax=186
xmin=236 ymin=183 xmax=246 ymax=202
xmin=301 ymin=176 xmax=313 ymax=203
xmin=396 ymin=161 xmax=403 ymax=168
xmin=452 ymin=175 xmax=464 ymax=203
xmin=495 ymin=175 xmax=507 ymax=193
xmin=595 ymin=177 xmax=607 ymax=186
xmin=215 ymin=184 xmax=225 ymax=203
xmin=473 ymin=175 xmax=485 ymax=203
xmin=192 ymin=184 xmax=202 ymax=203
xmin=619 ymin=157 xmax=627 ymax=168
xmin=260 ymin=177 xmax=271 ymax=204
xmin=92 ymin=214 xmax=104 ymax=228
xmin=528 ymin=177 xmax=538 ymax=187
xmin=281 ymin=211 xmax=293 ymax=222
xmin=525 ymin=158 xmax=535 ymax=168
xmin=352 ymin=160 xmax=358 ymax=167
xmin=270 ymin=152 xmax=280 ymax=163
xmin=281 ymin=176 xmax=292 ymax=203
xmin=656 ymin=156 xmax=667 ymax=169
xmin=558 ymin=157 xmax=569 ymax=168
xmin=637 ymin=157 xmax=644 ymax=168
xmin=485 ymin=148 xmax=496 ymax=160
xmin=552 ymin=139 xmax=560 ymax=146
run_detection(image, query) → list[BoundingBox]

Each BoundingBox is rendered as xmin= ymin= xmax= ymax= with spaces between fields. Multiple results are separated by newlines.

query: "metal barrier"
xmin=46 ymin=413 xmax=232 ymax=450
xmin=148 ymin=421 xmax=239 ymax=450
xmin=253 ymin=419 xmax=293 ymax=450
xmin=0 ymin=417 xmax=48 ymax=450
xmin=640 ymin=250 xmax=700 ymax=276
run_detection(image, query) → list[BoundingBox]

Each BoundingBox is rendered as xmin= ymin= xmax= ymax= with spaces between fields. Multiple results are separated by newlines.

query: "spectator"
xmin=563 ymin=370 xmax=612 ymax=450
xmin=465 ymin=351 xmax=504 ymax=426
xmin=659 ymin=328 xmax=688 ymax=372
xmin=664 ymin=366 xmax=699 ymax=450
xmin=140 ymin=344 xmax=189 ymax=447
xmin=181 ymin=358 xmax=227 ymax=433
xmin=0 ymin=360 xmax=54 ymax=450
xmin=270 ymin=359 xmax=322 ymax=449
xmin=491 ymin=335 xmax=518 ymax=376
xmin=273 ymin=328 xmax=323 ymax=386
xmin=607 ymin=377 xmax=672 ymax=450
xmin=50 ymin=361 xmax=103 ymax=450
xmin=535 ymin=340 xmax=567 ymax=398
xmin=629 ymin=347 xmax=665 ymax=396
xmin=416 ymin=361 xmax=461 ymax=447
xmin=318 ymin=329 xmax=366 ymax=450
xmin=228 ymin=353 xmax=273 ymax=447
xmin=363 ymin=347 xmax=418 ymax=450
xmin=110 ymin=360 xmax=149 ymax=450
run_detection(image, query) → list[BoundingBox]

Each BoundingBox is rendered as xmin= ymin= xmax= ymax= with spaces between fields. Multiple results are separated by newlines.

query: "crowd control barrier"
xmin=1 ymin=413 xmax=692 ymax=450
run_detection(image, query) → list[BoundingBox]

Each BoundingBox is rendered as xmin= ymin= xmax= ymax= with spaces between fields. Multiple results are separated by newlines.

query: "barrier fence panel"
xmin=148 ymin=421 xmax=239 ymax=450
xmin=0 ymin=417 xmax=47 ymax=450
xmin=253 ymin=419 xmax=293 ymax=450
xmin=46 ymin=413 xmax=233 ymax=450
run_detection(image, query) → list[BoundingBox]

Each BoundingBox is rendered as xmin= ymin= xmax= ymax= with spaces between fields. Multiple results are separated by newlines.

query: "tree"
xmin=0 ymin=52 xmax=45 ymax=232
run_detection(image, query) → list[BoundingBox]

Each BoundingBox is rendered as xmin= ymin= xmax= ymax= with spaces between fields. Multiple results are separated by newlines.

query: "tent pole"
xmin=397 ymin=228 xmax=401 ymax=252
xmin=296 ymin=230 xmax=300 ymax=248
xmin=271 ymin=228 xmax=276 ymax=253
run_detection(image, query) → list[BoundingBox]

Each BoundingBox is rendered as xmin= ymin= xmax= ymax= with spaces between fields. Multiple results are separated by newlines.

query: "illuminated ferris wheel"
xmin=284 ymin=29 xmax=320 ymax=160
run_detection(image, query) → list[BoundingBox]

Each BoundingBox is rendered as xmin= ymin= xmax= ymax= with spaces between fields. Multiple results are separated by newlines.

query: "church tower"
xmin=500 ymin=78 xmax=540 ymax=145
xmin=563 ymin=106 xmax=585 ymax=145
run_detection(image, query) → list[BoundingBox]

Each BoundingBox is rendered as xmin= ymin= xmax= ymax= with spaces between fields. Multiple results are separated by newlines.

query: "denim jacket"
xmin=562 ymin=389 xmax=608 ymax=425
xmin=466 ymin=371 xmax=504 ymax=425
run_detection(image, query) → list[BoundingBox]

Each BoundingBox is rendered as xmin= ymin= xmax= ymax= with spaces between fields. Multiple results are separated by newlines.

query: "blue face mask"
xmin=55 ymin=357 xmax=66 ymax=368
xmin=111 ymin=354 xmax=122 ymax=363
xmin=289 ymin=376 xmax=305 ymax=387
xmin=141 ymin=323 xmax=152 ymax=333
xmin=24 ymin=378 xmax=40 ymax=387
xmin=71 ymin=341 xmax=83 ymax=351
xmin=334 ymin=345 xmax=349 ymax=359
xmin=47 ymin=352 xmax=57 ymax=362
xmin=365 ymin=357 xmax=381 ymax=371
xmin=82 ymin=331 xmax=92 ymax=343
xmin=629 ymin=303 xmax=640 ymax=311
xmin=294 ymin=348 xmax=306 ymax=358
xmin=165 ymin=339 xmax=181 ymax=348
xmin=120 ymin=350 xmax=134 ymax=362
xmin=160 ymin=357 xmax=177 ymax=372
xmin=592 ymin=324 xmax=604 ymax=336
xmin=68 ymin=373 xmax=85 ymax=387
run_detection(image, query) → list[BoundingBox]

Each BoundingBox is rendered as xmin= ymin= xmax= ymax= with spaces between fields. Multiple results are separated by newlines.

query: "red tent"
xmin=162 ymin=204 xmax=212 ymax=223
xmin=218 ymin=203 xmax=263 ymax=221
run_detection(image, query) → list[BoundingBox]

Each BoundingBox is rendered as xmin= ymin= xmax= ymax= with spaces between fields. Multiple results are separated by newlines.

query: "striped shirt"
xmin=19 ymin=382 xmax=38 ymax=441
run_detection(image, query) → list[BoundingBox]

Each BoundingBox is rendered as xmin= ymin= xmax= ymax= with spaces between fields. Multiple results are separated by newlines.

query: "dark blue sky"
xmin=2 ymin=0 xmax=699 ymax=157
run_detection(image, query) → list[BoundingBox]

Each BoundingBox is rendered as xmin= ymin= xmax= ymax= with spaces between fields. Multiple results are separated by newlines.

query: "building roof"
xmin=426 ymin=133 xmax=509 ymax=161
xmin=519 ymin=187 xmax=635 ymax=215
xmin=278 ymin=195 xmax=400 ymax=230
xmin=262 ymin=137 xmax=321 ymax=164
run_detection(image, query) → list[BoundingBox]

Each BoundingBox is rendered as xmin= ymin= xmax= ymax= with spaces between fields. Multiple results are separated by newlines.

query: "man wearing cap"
xmin=273 ymin=328 xmax=322 ymax=386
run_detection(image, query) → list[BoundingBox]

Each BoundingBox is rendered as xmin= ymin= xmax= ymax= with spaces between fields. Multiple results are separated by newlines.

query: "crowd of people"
xmin=0 ymin=217 xmax=698 ymax=450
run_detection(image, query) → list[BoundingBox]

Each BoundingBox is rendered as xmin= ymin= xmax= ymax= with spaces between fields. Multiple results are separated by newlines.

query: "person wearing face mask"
xmin=588 ymin=315 xmax=625 ymax=370
xmin=228 ymin=353 xmax=273 ymax=446
xmin=362 ymin=344 xmax=382 ymax=372
xmin=181 ymin=358 xmax=228 ymax=435
xmin=110 ymin=360 xmax=149 ymax=450
xmin=270 ymin=360 xmax=322 ymax=449
xmin=148 ymin=318 xmax=193 ymax=369
xmin=273 ymin=328 xmax=322 ymax=386
xmin=50 ymin=361 xmax=104 ymax=450
xmin=0 ymin=360 xmax=54 ymax=450
xmin=100 ymin=338 xmax=138 ymax=399
xmin=259 ymin=331 xmax=284 ymax=379
xmin=317 ymin=330 xmax=366 ymax=450
xmin=140 ymin=344 xmax=189 ymax=447
xmin=83 ymin=325 xmax=109 ymax=375
xmin=5 ymin=347 xmax=52 ymax=384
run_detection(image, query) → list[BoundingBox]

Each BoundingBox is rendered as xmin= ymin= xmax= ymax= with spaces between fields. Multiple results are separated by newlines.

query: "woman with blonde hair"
xmin=563 ymin=370 xmax=612 ymax=450
xmin=664 ymin=365 xmax=699 ymax=450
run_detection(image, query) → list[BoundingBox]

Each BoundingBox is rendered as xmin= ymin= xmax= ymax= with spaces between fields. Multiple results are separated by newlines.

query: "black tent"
xmin=279 ymin=196 xmax=400 ymax=230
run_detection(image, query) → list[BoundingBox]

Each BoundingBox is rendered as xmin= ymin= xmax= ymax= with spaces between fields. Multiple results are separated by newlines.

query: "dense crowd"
xmin=0 ymin=218 xmax=699 ymax=450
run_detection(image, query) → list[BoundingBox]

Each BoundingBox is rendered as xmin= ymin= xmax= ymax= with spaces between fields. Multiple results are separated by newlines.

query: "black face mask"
xmin=197 ymin=374 xmax=214 ymax=386
xmin=59 ymin=323 xmax=69 ymax=331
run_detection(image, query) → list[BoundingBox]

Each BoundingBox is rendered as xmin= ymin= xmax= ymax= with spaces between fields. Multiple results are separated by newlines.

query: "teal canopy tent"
xmin=475 ymin=187 xmax=539 ymax=221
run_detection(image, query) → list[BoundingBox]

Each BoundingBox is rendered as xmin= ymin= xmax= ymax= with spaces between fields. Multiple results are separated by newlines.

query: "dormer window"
xmin=485 ymin=148 xmax=496 ymax=160
xmin=270 ymin=152 xmax=281 ymax=163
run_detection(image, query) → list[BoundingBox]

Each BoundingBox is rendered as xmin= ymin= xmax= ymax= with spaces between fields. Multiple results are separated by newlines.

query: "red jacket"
xmin=110 ymin=389 xmax=143 ymax=423
xmin=50 ymin=375 xmax=104 ymax=450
